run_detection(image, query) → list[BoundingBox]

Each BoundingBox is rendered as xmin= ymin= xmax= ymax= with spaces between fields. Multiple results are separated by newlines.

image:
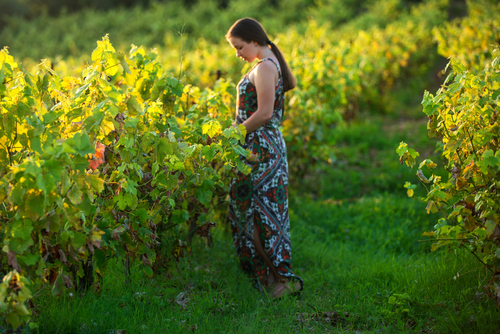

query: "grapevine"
xmin=0 ymin=36 xmax=249 ymax=329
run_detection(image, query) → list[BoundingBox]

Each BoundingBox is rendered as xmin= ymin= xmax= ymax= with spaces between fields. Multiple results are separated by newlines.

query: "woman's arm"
xmin=241 ymin=61 xmax=277 ymax=133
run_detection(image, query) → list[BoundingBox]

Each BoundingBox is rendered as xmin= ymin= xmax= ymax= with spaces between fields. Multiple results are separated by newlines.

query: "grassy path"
xmin=33 ymin=116 xmax=498 ymax=333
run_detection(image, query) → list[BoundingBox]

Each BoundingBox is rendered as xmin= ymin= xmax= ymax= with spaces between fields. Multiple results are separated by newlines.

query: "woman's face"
xmin=228 ymin=36 xmax=258 ymax=63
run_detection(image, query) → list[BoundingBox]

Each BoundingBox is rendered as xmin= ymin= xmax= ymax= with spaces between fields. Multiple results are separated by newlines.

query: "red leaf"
xmin=88 ymin=141 xmax=106 ymax=170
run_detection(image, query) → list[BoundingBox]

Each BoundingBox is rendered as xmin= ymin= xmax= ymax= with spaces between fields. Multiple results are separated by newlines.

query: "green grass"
xmin=300 ymin=113 xmax=447 ymax=200
xmin=30 ymin=195 xmax=498 ymax=333
xmin=28 ymin=114 xmax=499 ymax=334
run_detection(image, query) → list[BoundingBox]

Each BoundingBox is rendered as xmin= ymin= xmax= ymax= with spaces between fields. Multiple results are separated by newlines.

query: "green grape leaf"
xmin=74 ymin=156 xmax=90 ymax=172
xmin=72 ymin=232 xmax=87 ymax=250
xmin=127 ymin=97 xmax=142 ymax=115
xmin=18 ymin=253 xmax=39 ymax=266
xmin=166 ymin=77 xmax=183 ymax=97
xmin=36 ymin=173 xmax=56 ymax=194
xmin=24 ymin=190 xmax=45 ymax=220
xmin=232 ymin=145 xmax=248 ymax=157
xmin=47 ymin=212 xmax=61 ymax=232
xmin=202 ymin=145 xmax=218 ymax=161
xmin=74 ymin=83 xmax=91 ymax=99
xmin=8 ymin=237 xmax=34 ymax=254
xmin=67 ymin=185 xmax=83 ymax=205
xmin=492 ymin=89 xmax=500 ymax=101
xmin=151 ymin=78 xmax=166 ymax=100
xmin=143 ymin=265 xmax=153 ymax=277
xmin=93 ymin=248 xmax=107 ymax=272
xmin=8 ymin=184 xmax=24 ymax=205
xmin=114 ymin=193 xmax=136 ymax=210
xmin=42 ymin=109 xmax=64 ymax=125
xmin=133 ymin=209 xmax=149 ymax=225
xmin=196 ymin=188 xmax=213 ymax=205
xmin=6 ymin=313 xmax=21 ymax=331
xmin=478 ymin=149 xmax=499 ymax=173
xmin=158 ymin=138 xmax=173 ymax=160
xmin=90 ymin=174 xmax=105 ymax=193
xmin=10 ymin=219 xmax=33 ymax=241
xmin=236 ymin=159 xmax=251 ymax=174
xmin=422 ymin=91 xmax=439 ymax=116
xmin=24 ymin=161 xmax=42 ymax=177
xmin=45 ymin=159 xmax=63 ymax=180
xmin=396 ymin=142 xmax=409 ymax=157
xmin=66 ymin=133 xmax=94 ymax=156
xmin=119 ymin=53 xmax=131 ymax=75
xmin=486 ymin=220 xmax=497 ymax=237
xmin=51 ymin=272 xmax=63 ymax=296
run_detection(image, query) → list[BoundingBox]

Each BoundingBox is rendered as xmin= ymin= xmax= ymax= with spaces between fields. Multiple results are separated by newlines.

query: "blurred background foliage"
xmin=0 ymin=0 xmax=448 ymax=60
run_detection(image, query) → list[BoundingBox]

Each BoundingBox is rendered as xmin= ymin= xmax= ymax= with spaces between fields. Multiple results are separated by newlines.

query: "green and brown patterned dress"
xmin=229 ymin=58 xmax=303 ymax=291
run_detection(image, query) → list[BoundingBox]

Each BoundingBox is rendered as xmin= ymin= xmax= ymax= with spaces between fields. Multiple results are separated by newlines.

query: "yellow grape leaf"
xmin=0 ymin=47 xmax=18 ymax=70
xmin=419 ymin=159 xmax=437 ymax=170
xmin=184 ymin=158 xmax=195 ymax=174
xmin=90 ymin=174 xmax=105 ymax=193
xmin=238 ymin=124 xmax=247 ymax=142
xmin=426 ymin=200 xmax=438 ymax=214
xmin=91 ymin=35 xmax=119 ymax=76
xmin=421 ymin=231 xmax=435 ymax=237
xmin=67 ymin=185 xmax=83 ymax=205
xmin=456 ymin=177 xmax=468 ymax=190
xmin=407 ymin=189 xmax=414 ymax=197
xmin=92 ymin=35 xmax=116 ymax=62
xmin=463 ymin=160 xmax=475 ymax=175
xmin=202 ymin=121 xmax=222 ymax=138
xmin=90 ymin=229 xmax=105 ymax=249
xmin=101 ymin=118 xmax=115 ymax=136
xmin=464 ymin=216 xmax=477 ymax=231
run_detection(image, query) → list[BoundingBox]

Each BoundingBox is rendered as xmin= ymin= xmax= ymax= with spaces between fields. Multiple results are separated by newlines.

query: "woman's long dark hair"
xmin=226 ymin=18 xmax=296 ymax=92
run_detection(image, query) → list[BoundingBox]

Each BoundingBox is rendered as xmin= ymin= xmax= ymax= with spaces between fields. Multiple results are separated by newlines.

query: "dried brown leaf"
xmin=62 ymin=274 xmax=73 ymax=289
xmin=58 ymin=249 xmax=68 ymax=264
xmin=142 ymin=254 xmax=151 ymax=266
xmin=196 ymin=222 xmax=216 ymax=238
xmin=175 ymin=292 xmax=189 ymax=308
xmin=7 ymin=251 xmax=21 ymax=272
xmin=87 ymin=241 xmax=95 ymax=254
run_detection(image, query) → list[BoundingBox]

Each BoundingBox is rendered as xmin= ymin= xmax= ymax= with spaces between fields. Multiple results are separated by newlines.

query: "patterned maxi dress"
xmin=229 ymin=58 xmax=303 ymax=291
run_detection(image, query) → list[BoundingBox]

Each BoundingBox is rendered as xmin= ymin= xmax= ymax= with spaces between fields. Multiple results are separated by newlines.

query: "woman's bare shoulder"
xmin=254 ymin=59 xmax=278 ymax=78
xmin=250 ymin=59 xmax=278 ymax=86
xmin=257 ymin=59 xmax=278 ymax=71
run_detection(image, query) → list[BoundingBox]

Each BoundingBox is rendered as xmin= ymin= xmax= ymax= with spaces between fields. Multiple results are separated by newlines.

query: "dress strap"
xmin=258 ymin=58 xmax=281 ymax=78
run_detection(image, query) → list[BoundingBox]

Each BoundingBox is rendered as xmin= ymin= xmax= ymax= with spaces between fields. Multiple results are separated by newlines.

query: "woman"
xmin=226 ymin=18 xmax=303 ymax=298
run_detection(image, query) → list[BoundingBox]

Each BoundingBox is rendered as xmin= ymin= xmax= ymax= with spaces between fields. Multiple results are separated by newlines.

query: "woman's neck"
xmin=257 ymin=47 xmax=271 ymax=60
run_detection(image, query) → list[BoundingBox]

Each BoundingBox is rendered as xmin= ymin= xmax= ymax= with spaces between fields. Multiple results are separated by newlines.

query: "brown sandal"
xmin=271 ymin=278 xmax=302 ymax=299
xmin=261 ymin=273 xmax=302 ymax=299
